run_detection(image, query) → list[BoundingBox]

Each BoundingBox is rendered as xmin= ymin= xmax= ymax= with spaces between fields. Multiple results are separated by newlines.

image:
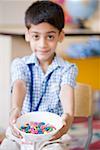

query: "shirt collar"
xmin=26 ymin=53 xmax=39 ymax=66
xmin=53 ymin=55 xmax=65 ymax=67
xmin=26 ymin=53 xmax=65 ymax=70
xmin=45 ymin=54 xmax=65 ymax=75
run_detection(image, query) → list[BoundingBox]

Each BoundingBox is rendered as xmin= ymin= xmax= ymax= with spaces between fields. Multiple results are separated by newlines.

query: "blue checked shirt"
xmin=11 ymin=53 xmax=78 ymax=116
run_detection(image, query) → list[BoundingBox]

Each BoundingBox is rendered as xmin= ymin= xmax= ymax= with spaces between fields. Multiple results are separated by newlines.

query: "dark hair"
xmin=25 ymin=1 xmax=64 ymax=31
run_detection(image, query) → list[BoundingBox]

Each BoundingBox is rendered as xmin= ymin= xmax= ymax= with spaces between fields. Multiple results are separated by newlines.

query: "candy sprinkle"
xmin=19 ymin=122 xmax=56 ymax=134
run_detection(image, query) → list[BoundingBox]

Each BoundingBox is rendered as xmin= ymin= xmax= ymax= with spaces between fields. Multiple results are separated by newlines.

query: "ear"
xmin=25 ymin=29 xmax=30 ymax=42
xmin=59 ymin=30 xmax=65 ymax=42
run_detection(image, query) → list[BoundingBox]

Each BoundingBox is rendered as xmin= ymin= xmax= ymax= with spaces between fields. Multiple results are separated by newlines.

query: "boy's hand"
xmin=50 ymin=113 xmax=71 ymax=141
xmin=9 ymin=107 xmax=22 ymax=138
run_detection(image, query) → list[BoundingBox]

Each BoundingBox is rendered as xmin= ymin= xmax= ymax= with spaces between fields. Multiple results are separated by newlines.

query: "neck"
xmin=39 ymin=54 xmax=55 ymax=73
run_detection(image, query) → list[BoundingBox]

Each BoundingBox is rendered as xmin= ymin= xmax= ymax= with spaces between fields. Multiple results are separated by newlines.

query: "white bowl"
xmin=14 ymin=111 xmax=63 ymax=142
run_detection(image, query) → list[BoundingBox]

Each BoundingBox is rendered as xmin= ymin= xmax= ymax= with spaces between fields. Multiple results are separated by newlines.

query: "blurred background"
xmin=0 ymin=0 xmax=100 ymax=143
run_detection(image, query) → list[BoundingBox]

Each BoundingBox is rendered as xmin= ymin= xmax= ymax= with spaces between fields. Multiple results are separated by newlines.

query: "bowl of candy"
xmin=14 ymin=111 xmax=63 ymax=142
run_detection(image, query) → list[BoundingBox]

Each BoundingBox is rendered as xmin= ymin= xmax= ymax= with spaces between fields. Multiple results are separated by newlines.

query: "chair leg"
xmin=85 ymin=116 xmax=93 ymax=150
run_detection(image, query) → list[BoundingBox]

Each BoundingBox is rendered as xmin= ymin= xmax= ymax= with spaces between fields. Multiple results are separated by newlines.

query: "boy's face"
xmin=25 ymin=22 xmax=64 ymax=63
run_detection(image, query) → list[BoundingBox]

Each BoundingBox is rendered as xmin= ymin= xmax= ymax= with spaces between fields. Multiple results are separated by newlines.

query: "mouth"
xmin=36 ymin=49 xmax=50 ymax=53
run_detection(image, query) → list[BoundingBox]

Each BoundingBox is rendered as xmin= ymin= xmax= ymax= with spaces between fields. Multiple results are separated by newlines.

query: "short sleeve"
xmin=10 ymin=58 xmax=27 ymax=89
xmin=61 ymin=64 xmax=78 ymax=88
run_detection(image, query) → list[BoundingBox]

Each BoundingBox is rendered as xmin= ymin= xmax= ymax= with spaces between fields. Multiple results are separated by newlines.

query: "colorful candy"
xmin=19 ymin=121 xmax=56 ymax=134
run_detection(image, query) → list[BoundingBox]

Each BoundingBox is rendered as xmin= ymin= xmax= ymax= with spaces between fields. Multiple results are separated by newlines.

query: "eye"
xmin=47 ymin=35 xmax=55 ymax=40
xmin=32 ymin=34 xmax=40 ymax=40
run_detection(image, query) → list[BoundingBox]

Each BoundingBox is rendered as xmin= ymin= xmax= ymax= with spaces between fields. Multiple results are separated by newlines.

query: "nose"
xmin=39 ymin=37 xmax=47 ymax=48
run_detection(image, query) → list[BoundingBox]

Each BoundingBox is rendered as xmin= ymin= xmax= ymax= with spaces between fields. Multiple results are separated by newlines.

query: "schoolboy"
xmin=1 ymin=1 xmax=78 ymax=150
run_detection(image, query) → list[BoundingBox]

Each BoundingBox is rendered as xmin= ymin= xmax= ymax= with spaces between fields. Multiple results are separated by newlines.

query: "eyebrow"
xmin=30 ymin=31 xmax=57 ymax=34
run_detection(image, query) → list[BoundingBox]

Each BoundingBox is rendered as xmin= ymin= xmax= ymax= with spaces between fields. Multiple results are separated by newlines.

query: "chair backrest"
xmin=74 ymin=83 xmax=93 ymax=117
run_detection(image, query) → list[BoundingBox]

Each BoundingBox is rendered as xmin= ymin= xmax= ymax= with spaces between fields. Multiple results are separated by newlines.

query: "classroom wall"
xmin=0 ymin=35 xmax=11 ymax=129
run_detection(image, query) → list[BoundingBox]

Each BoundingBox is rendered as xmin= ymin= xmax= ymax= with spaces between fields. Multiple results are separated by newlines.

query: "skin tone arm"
xmin=9 ymin=80 xmax=26 ymax=126
xmin=50 ymin=84 xmax=74 ymax=141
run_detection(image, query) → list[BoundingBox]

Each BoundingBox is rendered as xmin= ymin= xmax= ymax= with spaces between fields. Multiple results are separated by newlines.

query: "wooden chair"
xmin=74 ymin=82 xmax=93 ymax=150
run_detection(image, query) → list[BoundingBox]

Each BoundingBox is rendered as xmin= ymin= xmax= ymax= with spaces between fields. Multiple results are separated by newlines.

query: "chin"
xmin=37 ymin=54 xmax=49 ymax=60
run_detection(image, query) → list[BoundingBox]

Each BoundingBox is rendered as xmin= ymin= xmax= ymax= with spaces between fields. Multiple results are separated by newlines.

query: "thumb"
xmin=10 ymin=114 xmax=18 ymax=125
xmin=12 ymin=119 xmax=16 ymax=124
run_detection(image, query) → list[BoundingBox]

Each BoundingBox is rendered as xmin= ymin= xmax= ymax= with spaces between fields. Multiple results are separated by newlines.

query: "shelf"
xmin=65 ymin=30 xmax=100 ymax=36
xmin=0 ymin=25 xmax=25 ymax=35
xmin=64 ymin=29 xmax=100 ymax=36
xmin=0 ymin=25 xmax=100 ymax=36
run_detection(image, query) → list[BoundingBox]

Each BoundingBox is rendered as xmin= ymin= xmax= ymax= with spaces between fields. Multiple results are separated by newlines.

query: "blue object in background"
xmin=65 ymin=0 xmax=98 ymax=21
xmin=65 ymin=37 xmax=100 ymax=58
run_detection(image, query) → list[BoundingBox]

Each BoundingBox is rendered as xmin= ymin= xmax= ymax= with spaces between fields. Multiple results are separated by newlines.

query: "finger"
xmin=12 ymin=119 xmax=16 ymax=124
xmin=9 ymin=115 xmax=17 ymax=126
xmin=50 ymin=121 xmax=69 ymax=141
xmin=50 ymin=132 xmax=62 ymax=141
xmin=11 ymin=126 xmax=22 ymax=138
xmin=10 ymin=119 xmax=16 ymax=126
xmin=50 ymin=126 xmax=65 ymax=141
xmin=9 ymin=109 xmax=21 ymax=126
